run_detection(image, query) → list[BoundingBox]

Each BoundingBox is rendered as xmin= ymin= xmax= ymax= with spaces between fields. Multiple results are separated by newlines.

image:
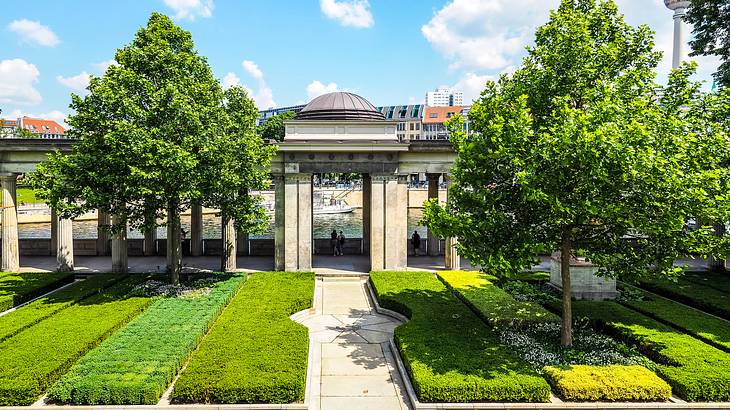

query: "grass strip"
xmin=0 ymin=275 xmax=152 ymax=405
xmin=0 ymin=271 xmax=75 ymax=312
xmin=679 ymin=270 xmax=730 ymax=294
xmin=574 ymin=300 xmax=730 ymax=401
xmin=172 ymin=271 xmax=314 ymax=404
xmin=370 ymin=271 xmax=550 ymax=403
xmin=639 ymin=277 xmax=730 ymax=320
xmin=0 ymin=273 xmax=127 ymax=343
xmin=437 ymin=270 xmax=559 ymax=329
xmin=620 ymin=285 xmax=730 ymax=353
xmin=544 ymin=365 xmax=671 ymax=401
xmin=48 ymin=273 xmax=247 ymax=405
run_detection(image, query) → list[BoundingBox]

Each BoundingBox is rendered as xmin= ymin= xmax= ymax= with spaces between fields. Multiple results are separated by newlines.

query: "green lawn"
xmin=640 ymin=275 xmax=730 ymax=320
xmin=370 ymin=270 xmax=551 ymax=403
xmin=0 ymin=271 xmax=76 ymax=312
xmin=0 ymin=275 xmax=152 ymax=405
xmin=49 ymin=273 xmax=247 ymax=405
xmin=172 ymin=271 xmax=314 ymax=404
xmin=16 ymin=187 xmax=41 ymax=205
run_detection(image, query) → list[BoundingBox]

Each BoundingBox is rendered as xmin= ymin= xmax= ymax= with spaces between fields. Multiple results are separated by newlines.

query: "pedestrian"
xmin=330 ymin=229 xmax=338 ymax=256
xmin=411 ymin=230 xmax=421 ymax=256
xmin=337 ymin=230 xmax=346 ymax=256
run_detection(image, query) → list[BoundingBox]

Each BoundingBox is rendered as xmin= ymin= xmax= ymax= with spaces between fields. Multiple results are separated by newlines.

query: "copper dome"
xmin=296 ymin=92 xmax=385 ymax=121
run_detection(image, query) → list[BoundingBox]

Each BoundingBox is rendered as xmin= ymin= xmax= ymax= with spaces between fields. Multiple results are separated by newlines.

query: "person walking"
xmin=331 ymin=229 xmax=338 ymax=256
xmin=411 ymin=230 xmax=421 ymax=256
xmin=337 ymin=231 xmax=346 ymax=256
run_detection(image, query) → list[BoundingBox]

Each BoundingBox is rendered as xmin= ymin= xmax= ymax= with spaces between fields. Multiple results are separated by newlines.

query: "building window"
xmin=429 ymin=112 xmax=438 ymax=118
xmin=416 ymin=123 xmax=420 ymax=130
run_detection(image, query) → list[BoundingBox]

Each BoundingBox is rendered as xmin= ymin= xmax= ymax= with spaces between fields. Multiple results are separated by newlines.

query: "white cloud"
xmin=10 ymin=109 xmax=68 ymax=127
xmin=92 ymin=59 xmax=117 ymax=73
xmin=306 ymin=80 xmax=340 ymax=99
xmin=242 ymin=60 xmax=263 ymax=81
xmin=237 ymin=60 xmax=276 ymax=109
xmin=0 ymin=59 xmax=42 ymax=105
xmin=453 ymin=72 xmax=497 ymax=103
xmin=7 ymin=19 xmax=60 ymax=47
xmin=163 ymin=0 xmax=214 ymax=21
xmin=56 ymin=71 xmax=91 ymax=93
xmin=320 ymin=0 xmax=374 ymax=28
xmin=222 ymin=72 xmax=241 ymax=89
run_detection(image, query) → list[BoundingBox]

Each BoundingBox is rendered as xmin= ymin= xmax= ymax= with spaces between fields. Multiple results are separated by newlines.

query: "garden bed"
xmin=370 ymin=270 xmax=551 ymax=403
xmin=639 ymin=277 xmax=730 ymax=320
xmin=171 ymin=271 xmax=314 ymax=404
xmin=544 ymin=365 xmax=671 ymax=401
xmin=0 ymin=274 xmax=153 ymax=405
xmin=48 ymin=273 xmax=247 ymax=405
xmin=0 ymin=271 xmax=75 ymax=312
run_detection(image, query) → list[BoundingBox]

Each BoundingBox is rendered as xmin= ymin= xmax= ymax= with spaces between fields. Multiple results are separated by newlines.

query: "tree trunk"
xmin=560 ymin=230 xmax=573 ymax=347
xmin=710 ymin=222 xmax=727 ymax=273
xmin=221 ymin=212 xmax=236 ymax=272
xmin=166 ymin=204 xmax=182 ymax=285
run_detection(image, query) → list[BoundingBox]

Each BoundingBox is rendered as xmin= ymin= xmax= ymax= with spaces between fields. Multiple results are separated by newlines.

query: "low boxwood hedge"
xmin=639 ymin=277 xmax=730 ymax=320
xmin=437 ymin=270 xmax=559 ymax=329
xmin=620 ymin=285 xmax=730 ymax=353
xmin=0 ymin=275 xmax=152 ymax=405
xmin=47 ymin=273 xmax=247 ymax=405
xmin=0 ymin=271 xmax=75 ymax=312
xmin=574 ymin=300 xmax=730 ymax=401
xmin=0 ymin=272 xmax=126 ymax=343
xmin=370 ymin=271 xmax=551 ymax=403
xmin=171 ymin=271 xmax=314 ymax=404
xmin=544 ymin=365 xmax=671 ymax=401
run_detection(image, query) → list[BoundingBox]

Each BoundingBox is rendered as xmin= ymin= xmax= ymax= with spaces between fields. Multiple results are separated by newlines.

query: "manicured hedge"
xmin=48 ymin=273 xmax=247 ymax=405
xmin=640 ymin=277 xmax=730 ymax=320
xmin=0 ymin=272 xmax=126 ymax=343
xmin=0 ymin=271 xmax=75 ymax=312
xmin=574 ymin=300 xmax=730 ymax=401
xmin=620 ymin=285 xmax=730 ymax=353
xmin=437 ymin=270 xmax=559 ymax=329
xmin=544 ymin=365 xmax=671 ymax=401
xmin=171 ymin=271 xmax=314 ymax=404
xmin=0 ymin=275 xmax=152 ymax=405
xmin=680 ymin=271 xmax=730 ymax=294
xmin=370 ymin=271 xmax=551 ymax=403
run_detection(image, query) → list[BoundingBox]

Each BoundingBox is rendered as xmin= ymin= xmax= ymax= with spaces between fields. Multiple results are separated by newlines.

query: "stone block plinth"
xmin=549 ymin=252 xmax=618 ymax=300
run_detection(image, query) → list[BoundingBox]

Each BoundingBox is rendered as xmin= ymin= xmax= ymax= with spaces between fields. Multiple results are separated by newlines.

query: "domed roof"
xmin=296 ymin=92 xmax=385 ymax=121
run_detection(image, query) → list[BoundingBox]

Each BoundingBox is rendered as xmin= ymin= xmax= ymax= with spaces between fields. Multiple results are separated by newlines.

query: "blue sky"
xmin=0 ymin=0 xmax=721 ymax=125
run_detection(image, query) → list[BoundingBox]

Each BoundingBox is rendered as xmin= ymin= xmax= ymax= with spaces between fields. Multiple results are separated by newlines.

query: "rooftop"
xmin=295 ymin=92 xmax=385 ymax=121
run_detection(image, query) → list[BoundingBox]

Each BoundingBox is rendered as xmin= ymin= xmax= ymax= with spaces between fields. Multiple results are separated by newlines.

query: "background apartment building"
xmin=425 ymin=87 xmax=463 ymax=107
xmin=1 ymin=116 xmax=66 ymax=139
xmin=375 ymin=104 xmax=424 ymax=141
xmin=422 ymin=106 xmax=470 ymax=140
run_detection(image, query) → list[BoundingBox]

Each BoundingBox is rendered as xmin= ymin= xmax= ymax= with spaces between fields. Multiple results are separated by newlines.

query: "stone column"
xmin=362 ymin=173 xmax=371 ymax=255
xmin=369 ymin=174 xmax=408 ymax=271
xmin=274 ymin=173 xmax=312 ymax=272
xmin=50 ymin=207 xmax=58 ymax=256
xmin=111 ymin=215 xmax=128 ymax=273
xmin=426 ymin=173 xmax=441 ymax=256
xmin=56 ymin=215 xmax=74 ymax=272
xmin=444 ymin=174 xmax=460 ymax=270
xmin=97 ymin=210 xmax=111 ymax=256
xmin=143 ymin=228 xmax=157 ymax=256
xmin=190 ymin=202 xmax=203 ymax=257
xmin=221 ymin=214 xmax=236 ymax=272
xmin=1 ymin=175 xmax=19 ymax=273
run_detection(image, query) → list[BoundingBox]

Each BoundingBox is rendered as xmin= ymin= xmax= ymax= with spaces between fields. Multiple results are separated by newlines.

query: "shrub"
xmin=370 ymin=271 xmax=551 ymax=403
xmin=0 ymin=272 xmax=127 ymax=343
xmin=0 ymin=271 xmax=75 ymax=312
xmin=620 ymin=285 xmax=730 ymax=353
xmin=640 ymin=277 xmax=730 ymax=320
xmin=0 ymin=275 xmax=152 ymax=405
xmin=437 ymin=270 xmax=559 ymax=329
xmin=47 ymin=273 xmax=246 ymax=405
xmin=500 ymin=280 xmax=561 ymax=305
xmin=171 ymin=271 xmax=314 ymax=404
xmin=544 ymin=365 xmax=671 ymax=401
xmin=681 ymin=270 xmax=730 ymax=294
xmin=574 ymin=300 xmax=730 ymax=401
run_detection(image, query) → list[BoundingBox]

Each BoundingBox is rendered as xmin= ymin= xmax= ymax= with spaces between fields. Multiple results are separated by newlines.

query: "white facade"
xmin=425 ymin=87 xmax=463 ymax=107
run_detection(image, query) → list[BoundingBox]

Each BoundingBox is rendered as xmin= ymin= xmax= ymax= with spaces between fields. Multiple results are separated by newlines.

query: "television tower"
xmin=664 ymin=0 xmax=691 ymax=68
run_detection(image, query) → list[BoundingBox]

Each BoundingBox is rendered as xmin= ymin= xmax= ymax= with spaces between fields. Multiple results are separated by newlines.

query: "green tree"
xmin=424 ymin=0 xmax=730 ymax=347
xmin=686 ymin=0 xmax=730 ymax=89
xmin=29 ymin=13 xmax=273 ymax=283
xmin=257 ymin=110 xmax=295 ymax=142
xmin=16 ymin=128 xmax=35 ymax=139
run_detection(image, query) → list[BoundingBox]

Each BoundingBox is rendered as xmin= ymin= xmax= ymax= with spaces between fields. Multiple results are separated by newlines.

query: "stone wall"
xmin=549 ymin=253 xmax=618 ymax=300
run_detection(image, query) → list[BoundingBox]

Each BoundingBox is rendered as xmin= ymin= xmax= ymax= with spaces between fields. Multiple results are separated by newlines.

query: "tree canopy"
xmin=257 ymin=110 xmax=295 ymax=142
xmin=423 ymin=0 xmax=730 ymax=346
xmin=686 ymin=0 xmax=730 ymax=89
xmin=29 ymin=13 xmax=274 ymax=283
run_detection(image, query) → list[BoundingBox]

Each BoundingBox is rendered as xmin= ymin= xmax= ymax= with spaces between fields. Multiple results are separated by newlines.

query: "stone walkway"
xmin=297 ymin=277 xmax=410 ymax=410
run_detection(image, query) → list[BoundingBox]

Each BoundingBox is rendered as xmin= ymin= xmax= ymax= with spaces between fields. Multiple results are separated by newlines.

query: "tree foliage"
xmin=686 ymin=0 xmax=730 ymax=89
xmin=257 ymin=110 xmax=295 ymax=142
xmin=28 ymin=13 xmax=274 ymax=282
xmin=423 ymin=0 xmax=730 ymax=346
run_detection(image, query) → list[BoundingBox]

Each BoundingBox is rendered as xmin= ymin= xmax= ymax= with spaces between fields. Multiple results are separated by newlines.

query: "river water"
xmin=17 ymin=208 xmax=428 ymax=240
